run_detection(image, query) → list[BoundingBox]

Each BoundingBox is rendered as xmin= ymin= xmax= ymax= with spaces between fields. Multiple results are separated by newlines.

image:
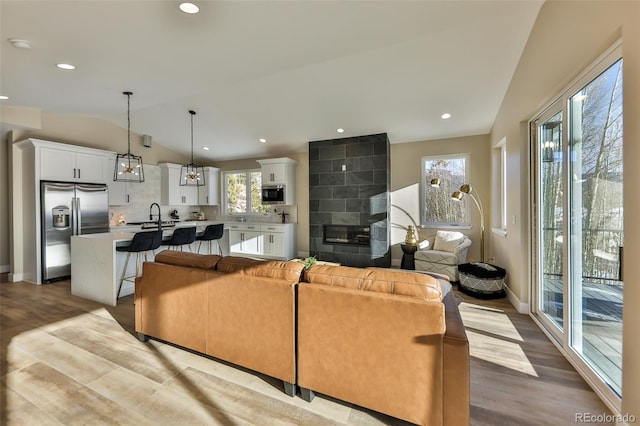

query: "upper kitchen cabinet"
xmin=257 ymin=157 xmax=297 ymax=204
xmin=198 ymin=166 xmax=220 ymax=206
xmin=18 ymin=139 xmax=113 ymax=183
xmin=30 ymin=140 xmax=109 ymax=183
xmin=258 ymin=157 xmax=296 ymax=185
xmin=159 ymin=163 xmax=198 ymax=205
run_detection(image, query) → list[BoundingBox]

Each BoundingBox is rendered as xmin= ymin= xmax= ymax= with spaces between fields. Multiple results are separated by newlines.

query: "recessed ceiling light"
xmin=259 ymin=138 xmax=267 ymax=143
xmin=0 ymin=95 xmax=8 ymax=100
xmin=441 ymin=113 xmax=452 ymax=120
xmin=179 ymin=2 xmax=200 ymax=14
xmin=56 ymin=63 xmax=76 ymax=70
xmin=9 ymin=38 xmax=32 ymax=49
xmin=336 ymin=128 xmax=345 ymax=133
xmin=202 ymin=146 xmax=210 ymax=151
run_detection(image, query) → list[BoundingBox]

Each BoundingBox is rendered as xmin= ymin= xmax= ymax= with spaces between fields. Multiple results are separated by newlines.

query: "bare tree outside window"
xmin=422 ymin=155 xmax=468 ymax=226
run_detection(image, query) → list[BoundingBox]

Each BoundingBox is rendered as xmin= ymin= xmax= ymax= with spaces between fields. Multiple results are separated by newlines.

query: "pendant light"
xmin=180 ymin=109 xmax=205 ymax=186
xmin=113 ymin=91 xmax=145 ymax=182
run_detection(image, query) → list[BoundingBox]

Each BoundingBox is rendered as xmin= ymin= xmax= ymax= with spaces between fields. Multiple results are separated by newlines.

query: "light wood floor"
xmin=1 ymin=276 xmax=613 ymax=425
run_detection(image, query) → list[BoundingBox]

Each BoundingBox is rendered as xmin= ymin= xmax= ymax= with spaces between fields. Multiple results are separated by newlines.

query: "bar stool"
xmin=150 ymin=229 xmax=164 ymax=255
xmin=196 ymin=224 xmax=224 ymax=254
xmin=162 ymin=227 xmax=196 ymax=252
xmin=116 ymin=231 xmax=157 ymax=299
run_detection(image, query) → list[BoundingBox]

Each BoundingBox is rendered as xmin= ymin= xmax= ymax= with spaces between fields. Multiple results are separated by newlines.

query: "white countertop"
xmin=75 ymin=231 xmax=137 ymax=242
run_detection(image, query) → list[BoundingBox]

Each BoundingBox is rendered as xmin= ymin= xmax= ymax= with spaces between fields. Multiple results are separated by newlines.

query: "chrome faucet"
xmin=149 ymin=203 xmax=161 ymax=226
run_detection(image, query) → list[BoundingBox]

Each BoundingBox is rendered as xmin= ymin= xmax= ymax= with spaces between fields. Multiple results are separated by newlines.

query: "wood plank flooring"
xmin=0 ymin=276 xmax=614 ymax=425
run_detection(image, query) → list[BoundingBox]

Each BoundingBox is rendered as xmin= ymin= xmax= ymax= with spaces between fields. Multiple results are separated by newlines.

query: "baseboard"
xmin=504 ymin=284 xmax=529 ymax=314
xmin=0 ymin=264 xmax=8 ymax=273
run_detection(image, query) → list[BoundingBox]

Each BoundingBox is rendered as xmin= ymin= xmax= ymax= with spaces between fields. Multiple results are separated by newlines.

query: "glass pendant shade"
xmin=114 ymin=91 xmax=145 ymax=182
xmin=179 ymin=110 xmax=205 ymax=187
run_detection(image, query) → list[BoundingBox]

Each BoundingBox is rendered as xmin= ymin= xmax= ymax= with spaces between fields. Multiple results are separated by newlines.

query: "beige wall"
xmin=490 ymin=0 xmax=639 ymax=417
xmin=390 ymin=135 xmax=491 ymax=265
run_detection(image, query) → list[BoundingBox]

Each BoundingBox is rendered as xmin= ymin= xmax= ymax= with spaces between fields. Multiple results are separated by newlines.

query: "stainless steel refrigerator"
xmin=41 ymin=181 xmax=110 ymax=282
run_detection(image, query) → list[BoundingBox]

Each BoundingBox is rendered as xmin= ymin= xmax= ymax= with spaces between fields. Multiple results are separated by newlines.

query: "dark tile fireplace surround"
xmin=309 ymin=133 xmax=390 ymax=267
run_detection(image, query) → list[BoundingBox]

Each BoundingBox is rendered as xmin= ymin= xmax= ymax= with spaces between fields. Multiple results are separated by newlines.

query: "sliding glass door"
xmin=532 ymin=45 xmax=623 ymax=401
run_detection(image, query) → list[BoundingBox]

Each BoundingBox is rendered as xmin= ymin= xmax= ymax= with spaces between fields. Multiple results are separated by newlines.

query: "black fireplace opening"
xmin=323 ymin=224 xmax=371 ymax=246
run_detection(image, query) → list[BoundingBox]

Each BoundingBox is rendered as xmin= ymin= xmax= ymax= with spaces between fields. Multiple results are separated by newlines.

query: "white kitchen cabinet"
xmin=261 ymin=224 xmax=296 ymax=259
xmin=261 ymin=224 xmax=285 ymax=258
xmin=228 ymin=224 xmax=261 ymax=255
xmin=159 ymin=163 xmax=198 ymax=205
xmin=40 ymin=146 xmax=106 ymax=183
xmin=257 ymin=158 xmax=297 ymax=205
xmin=227 ymin=223 xmax=296 ymax=260
xmin=198 ymin=166 xmax=220 ymax=205
xmin=261 ymin=162 xmax=287 ymax=184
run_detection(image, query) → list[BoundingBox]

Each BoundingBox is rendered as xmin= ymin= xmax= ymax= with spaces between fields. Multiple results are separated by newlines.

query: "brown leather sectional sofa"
xmin=134 ymin=251 xmax=469 ymax=425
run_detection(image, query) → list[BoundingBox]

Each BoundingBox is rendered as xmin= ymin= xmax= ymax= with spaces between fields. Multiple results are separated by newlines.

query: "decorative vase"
xmin=404 ymin=225 xmax=418 ymax=245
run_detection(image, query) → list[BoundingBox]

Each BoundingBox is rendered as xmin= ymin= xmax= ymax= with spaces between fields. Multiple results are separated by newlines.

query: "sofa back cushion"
xmin=303 ymin=265 xmax=442 ymax=301
xmin=154 ymin=250 xmax=221 ymax=270
xmin=216 ymin=256 xmax=304 ymax=281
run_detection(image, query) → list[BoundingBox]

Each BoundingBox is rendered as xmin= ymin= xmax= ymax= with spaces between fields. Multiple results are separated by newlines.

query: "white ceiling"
xmin=0 ymin=1 xmax=542 ymax=161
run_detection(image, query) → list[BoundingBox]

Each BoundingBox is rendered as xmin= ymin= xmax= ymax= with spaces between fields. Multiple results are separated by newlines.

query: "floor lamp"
xmin=452 ymin=184 xmax=485 ymax=262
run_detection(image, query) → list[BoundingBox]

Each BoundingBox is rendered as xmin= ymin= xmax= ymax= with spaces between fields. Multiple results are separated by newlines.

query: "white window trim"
xmin=223 ymin=168 xmax=266 ymax=216
xmin=493 ymin=137 xmax=508 ymax=235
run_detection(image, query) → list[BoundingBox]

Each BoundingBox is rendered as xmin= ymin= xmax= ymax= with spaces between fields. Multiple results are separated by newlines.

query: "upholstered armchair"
xmin=414 ymin=230 xmax=472 ymax=281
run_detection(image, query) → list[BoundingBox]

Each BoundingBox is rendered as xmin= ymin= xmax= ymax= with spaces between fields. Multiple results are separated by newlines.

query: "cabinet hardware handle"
xmin=73 ymin=168 xmax=76 ymax=178
xmin=127 ymin=194 xmax=130 ymax=203
xmin=78 ymin=169 xmax=81 ymax=179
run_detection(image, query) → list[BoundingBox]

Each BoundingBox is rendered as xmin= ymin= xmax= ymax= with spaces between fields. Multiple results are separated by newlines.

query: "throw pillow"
xmin=433 ymin=230 xmax=465 ymax=253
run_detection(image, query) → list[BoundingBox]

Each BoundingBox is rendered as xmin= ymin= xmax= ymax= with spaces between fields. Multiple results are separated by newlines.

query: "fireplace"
xmin=323 ymin=225 xmax=370 ymax=246
xmin=309 ymin=133 xmax=391 ymax=267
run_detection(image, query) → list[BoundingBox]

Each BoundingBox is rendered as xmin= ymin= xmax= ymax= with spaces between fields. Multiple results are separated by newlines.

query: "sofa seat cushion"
xmin=303 ymin=265 xmax=442 ymax=301
xmin=216 ymin=256 xmax=304 ymax=282
xmin=414 ymin=249 xmax=458 ymax=265
xmin=154 ymin=250 xmax=221 ymax=270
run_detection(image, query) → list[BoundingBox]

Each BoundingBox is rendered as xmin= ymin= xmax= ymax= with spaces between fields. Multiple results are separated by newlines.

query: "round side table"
xmin=400 ymin=243 xmax=418 ymax=270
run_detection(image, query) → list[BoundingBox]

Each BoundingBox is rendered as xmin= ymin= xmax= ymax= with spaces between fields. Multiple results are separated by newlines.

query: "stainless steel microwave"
xmin=261 ymin=185 xmax=285 ymax=204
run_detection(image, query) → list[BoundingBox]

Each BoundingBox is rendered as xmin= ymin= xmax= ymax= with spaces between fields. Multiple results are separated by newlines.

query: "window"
xmin=223 ymin=169 xmax=271 ymax=215
xmin=421 ymin=154 xmax=469 ymax=227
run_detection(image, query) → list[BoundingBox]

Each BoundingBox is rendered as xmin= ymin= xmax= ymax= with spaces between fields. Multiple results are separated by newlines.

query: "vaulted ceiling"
xmin=1 ymin=1 xmax=543 ymax=161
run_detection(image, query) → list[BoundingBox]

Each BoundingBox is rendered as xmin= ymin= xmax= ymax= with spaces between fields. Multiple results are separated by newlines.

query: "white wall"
xmin=490 ymin=0 xmax=639 ymax=418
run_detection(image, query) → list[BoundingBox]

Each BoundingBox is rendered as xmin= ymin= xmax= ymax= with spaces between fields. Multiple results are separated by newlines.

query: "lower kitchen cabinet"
xmin=228 ymin=223 xmax=296 ymax=260
xmin=228 ymin=224 xmax=261 ymax=256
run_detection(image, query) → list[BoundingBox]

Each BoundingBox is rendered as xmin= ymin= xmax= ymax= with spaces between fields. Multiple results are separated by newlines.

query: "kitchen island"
xmin=71 ymin=222 xmax=226 ymax=306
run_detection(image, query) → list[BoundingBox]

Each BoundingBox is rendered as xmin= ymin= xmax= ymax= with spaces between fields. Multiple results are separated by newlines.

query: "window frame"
xmin=222 ymin=168 xmax=270 ymax=216
xmin=420 ymin=153 xmax=471 ymax=228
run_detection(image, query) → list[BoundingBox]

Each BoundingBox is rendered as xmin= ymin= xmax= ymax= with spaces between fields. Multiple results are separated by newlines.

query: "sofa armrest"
xmin=442 ymin=291 xmax=470 ymax=426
